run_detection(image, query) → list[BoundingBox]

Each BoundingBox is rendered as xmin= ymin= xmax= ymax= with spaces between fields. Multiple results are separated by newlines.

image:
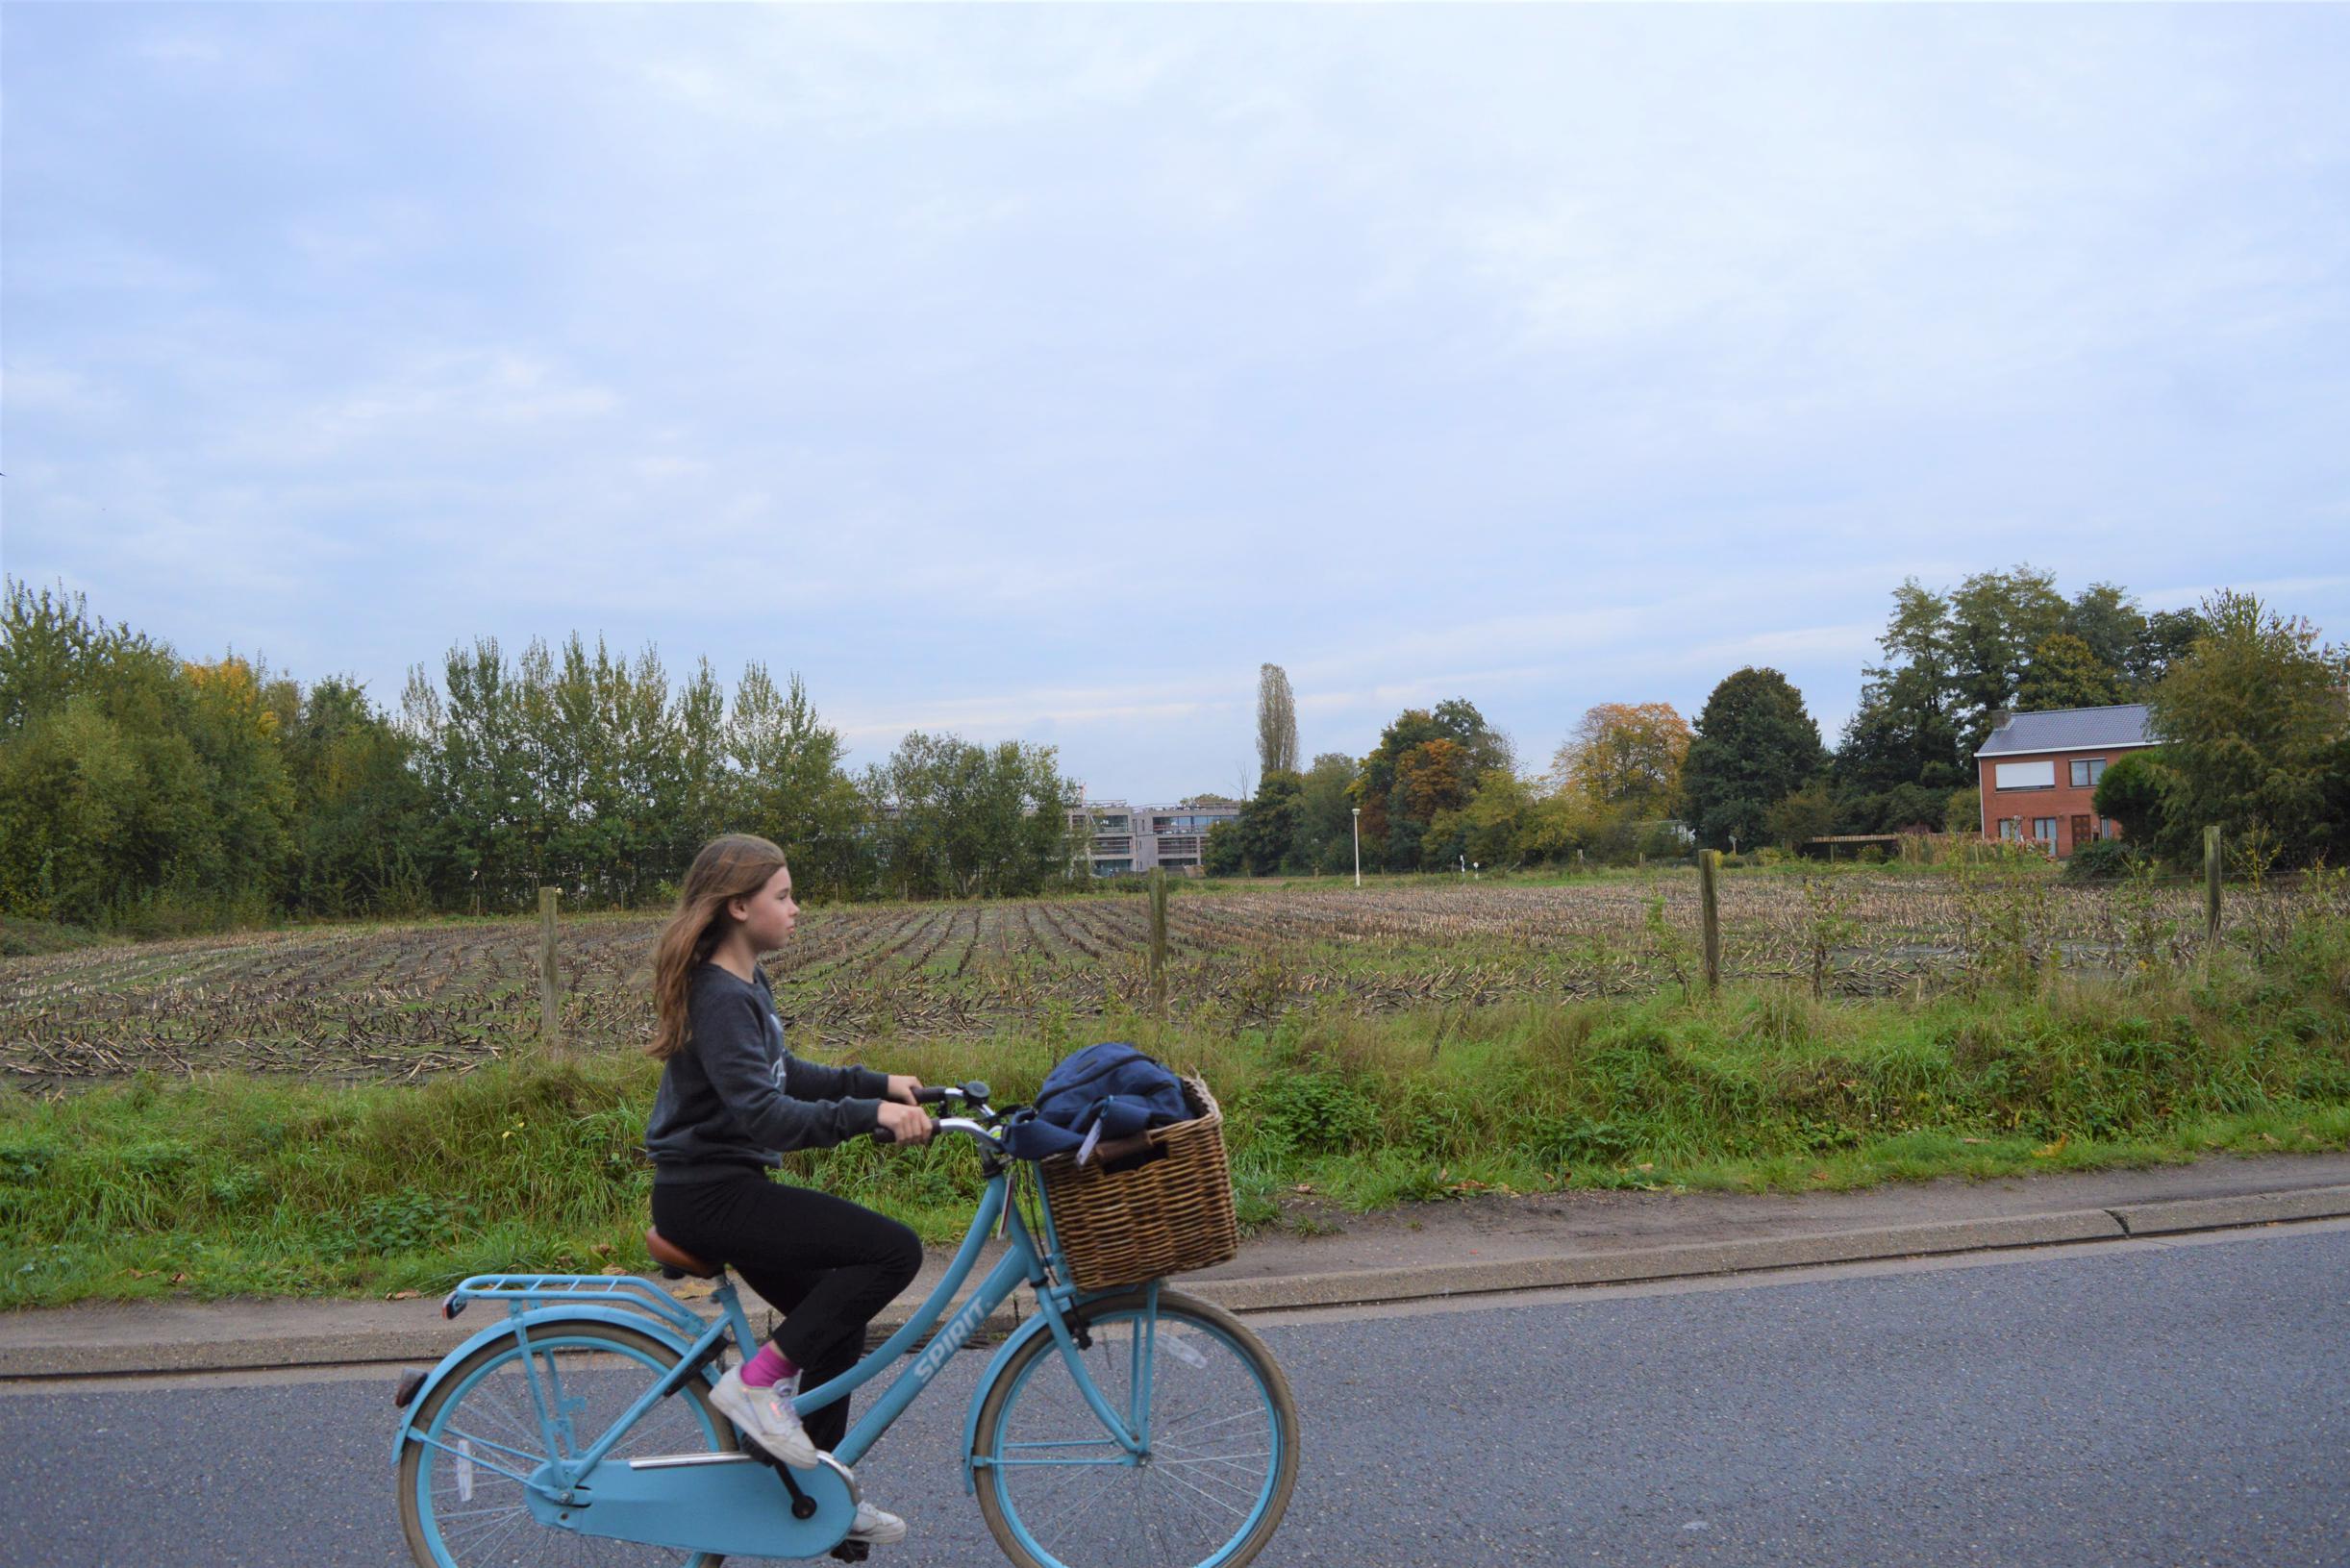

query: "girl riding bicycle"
xmin=642 ymin=833 xmax=937 ymax=1548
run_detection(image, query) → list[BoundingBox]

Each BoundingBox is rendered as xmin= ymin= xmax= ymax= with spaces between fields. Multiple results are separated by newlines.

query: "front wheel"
xmin=972 ymin=1287 xmax=1299 ymax=1568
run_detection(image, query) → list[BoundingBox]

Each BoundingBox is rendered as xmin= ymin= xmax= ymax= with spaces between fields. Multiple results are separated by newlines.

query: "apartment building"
xmin=1066 ymin=799 xmax=1242 ymax=876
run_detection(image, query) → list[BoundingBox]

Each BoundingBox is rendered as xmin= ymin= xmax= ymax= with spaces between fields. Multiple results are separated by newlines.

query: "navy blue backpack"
xmin=1000 ymin=1042 xmax=1191 ymax=1163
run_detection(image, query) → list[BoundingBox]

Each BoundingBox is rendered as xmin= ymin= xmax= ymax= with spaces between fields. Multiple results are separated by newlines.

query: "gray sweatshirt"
xmin=642 ymin=962 xmax=889 ymax=1182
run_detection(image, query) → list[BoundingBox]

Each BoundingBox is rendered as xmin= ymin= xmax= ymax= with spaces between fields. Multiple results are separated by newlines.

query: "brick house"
xmin=1975 ymin=704 xmax=2156 ymax=858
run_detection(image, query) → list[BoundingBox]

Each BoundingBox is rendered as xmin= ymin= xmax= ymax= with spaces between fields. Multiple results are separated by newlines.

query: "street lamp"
xmin=1350 ymin=808 xmax=1362 ymax=888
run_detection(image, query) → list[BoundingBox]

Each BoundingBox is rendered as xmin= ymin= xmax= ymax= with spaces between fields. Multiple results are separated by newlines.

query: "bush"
xmin=1944 ymin=788 xmax=1981 ymax=834
xmin=2062 ymin=838 xmax=2147 ymax=883
xmin=2094 ymin=752 xmax=2170 ymax=852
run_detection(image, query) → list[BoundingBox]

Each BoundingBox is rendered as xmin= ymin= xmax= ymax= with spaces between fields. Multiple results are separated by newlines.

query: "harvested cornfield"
xmin=4 ymin=867 xmax=2339 ymax=1087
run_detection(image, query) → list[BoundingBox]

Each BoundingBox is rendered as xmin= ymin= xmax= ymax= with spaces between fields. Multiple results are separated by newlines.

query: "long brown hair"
xmin=648 ymin=834 xmax=790 ymax=1060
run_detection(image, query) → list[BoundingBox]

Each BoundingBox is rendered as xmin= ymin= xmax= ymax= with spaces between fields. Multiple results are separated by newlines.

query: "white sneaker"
xmin=709 ymin=1365 xmax=819 ymax=1468
xmin=846 ymin=1501 xmax=908 ymax=1545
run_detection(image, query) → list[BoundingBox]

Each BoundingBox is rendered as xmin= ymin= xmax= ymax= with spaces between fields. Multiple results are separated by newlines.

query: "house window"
xmin=2033 ymin=818 xmax=2059 ymax=846
xmin=1994 ymin=759 xmax=2056 ymax=790
xmin=2069 ymin=759 xmax=2107 ymax=788
xmin=1999 ymin=819 xmax=2021 ymax=842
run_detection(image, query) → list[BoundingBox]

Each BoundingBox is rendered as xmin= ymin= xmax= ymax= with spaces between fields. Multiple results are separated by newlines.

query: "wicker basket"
xmin=1038 ymin=1074 xmax=1239 ymax=1292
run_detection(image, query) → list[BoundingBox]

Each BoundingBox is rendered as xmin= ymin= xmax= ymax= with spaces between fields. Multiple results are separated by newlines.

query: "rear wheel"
xmin=972 ymin=1288 xmax=1298 ymax=1568
xmin=397 ymin=1318 xmax=735 ymax=1568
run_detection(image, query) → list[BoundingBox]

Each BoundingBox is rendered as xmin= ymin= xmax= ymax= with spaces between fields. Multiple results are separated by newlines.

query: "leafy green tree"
xmin=1291 ymin=753 xmax=1360 ymax=873
xmin=1350 ymin=709 xmax=1439 ymax=868
xmin=1836 ymin=780 xmax=1949 ymax=835
xmin=274 ymin=677 xmax=433 ymax=915
xmin=1681 ymin=667 xmax=1828 ymax=851
xmin=1949 ymin=564 xmax=2066 ymax=753
xmin=404 ymin=639 xmax=534 ymax=910
xmin=862 ymin=733 xmax=1075 ymax=897
xmin=1837 ymin=663 xmax=1964 ymax=794
xmin=2127 ymin=608 xmax=2211 ymax=691
xmin=1201 ymin=818 xmax=1244 ymax=877
xmin=1836 ymin=581 xmax=1966 ymax=826
xmin=1762 ymin=781 xmax=1838 ymax=850
xmin=1231 ymin=770 xmax=1304 ymax=875
xmin=1350 ymin=701 xmax=1507 ymax=870
xmin=180 ymin=656 xmax=298 ymax=903
xmin=2017 ymin=632 xmax=2130 ymax=711
xmin=1435 ymin=768 xmax=1538 ymax=869
xmin=727 ymin=664 xmax=864 ymax=900
xmin=2145 ymin=590 xmax=2349 ymax=862
xmin=1430 ymin=698 xmax=1513 ymax=775
xmin=2314 ymin=735 xmax=2350 ymax=867
xmin=0 ymin=585 xmax=298 ymax=930
xmin=2060 ymin=583 xmax=2148 ymax=677
xmin=2092 ymin=751 xmax=2170 ymax=849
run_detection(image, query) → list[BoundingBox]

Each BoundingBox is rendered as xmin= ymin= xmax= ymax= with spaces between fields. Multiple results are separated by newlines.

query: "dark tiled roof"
xmin=1976 ymin=703 xmax=2154 ymax=758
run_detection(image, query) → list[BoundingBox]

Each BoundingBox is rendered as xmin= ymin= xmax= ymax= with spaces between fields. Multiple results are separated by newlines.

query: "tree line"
xmin=0 ymin=582 xmax=1079 ymax=933
xmin=7 ymin=567 xmax=2343 ymax=934
xmin=1208 ymin=570 xmax=2349 ymax=876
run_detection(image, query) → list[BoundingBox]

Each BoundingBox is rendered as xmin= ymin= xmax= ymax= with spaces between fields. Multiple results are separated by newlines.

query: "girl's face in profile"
xmin=737 ymin=865 xmax=798 ymax=951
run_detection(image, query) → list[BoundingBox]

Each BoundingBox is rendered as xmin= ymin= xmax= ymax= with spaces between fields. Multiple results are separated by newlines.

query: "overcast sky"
xmin=5 ymin=5 xmax=2345 ymax=803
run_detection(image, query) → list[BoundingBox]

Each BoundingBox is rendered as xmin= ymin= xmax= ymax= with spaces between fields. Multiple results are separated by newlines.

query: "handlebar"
xmin=871 ymin=1082 xmax=996 ymax=1146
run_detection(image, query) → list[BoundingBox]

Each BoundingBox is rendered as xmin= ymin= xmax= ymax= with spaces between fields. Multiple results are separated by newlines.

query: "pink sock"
xmin=741 ymin=1342 xmax=798 ymax=1390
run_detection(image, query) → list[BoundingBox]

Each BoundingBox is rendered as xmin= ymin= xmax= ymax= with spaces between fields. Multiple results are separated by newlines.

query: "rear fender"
xmin=391 ymin=1305 xmax=706 ymax=1464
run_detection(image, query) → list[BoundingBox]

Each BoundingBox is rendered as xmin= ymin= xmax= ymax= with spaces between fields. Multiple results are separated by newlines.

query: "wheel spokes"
xmin=413 ymin=1334 xmax=724 ymax=1568
xmin=988 ymin=1308 xmax=1282 ymax=1568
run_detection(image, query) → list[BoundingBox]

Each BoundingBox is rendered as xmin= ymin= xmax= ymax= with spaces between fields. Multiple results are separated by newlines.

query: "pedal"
xmin=829 ymin=1542 xmax=870 ymax=1562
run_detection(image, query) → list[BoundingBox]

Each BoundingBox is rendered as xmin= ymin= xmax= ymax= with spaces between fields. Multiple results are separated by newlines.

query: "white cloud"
xmin=5 ymin=4 xmax=2345 ymax=803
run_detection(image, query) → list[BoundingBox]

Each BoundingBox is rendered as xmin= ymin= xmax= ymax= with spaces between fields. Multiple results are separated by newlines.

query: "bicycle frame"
xmin=402 ymin=1153 xmax=1150 ymax=1513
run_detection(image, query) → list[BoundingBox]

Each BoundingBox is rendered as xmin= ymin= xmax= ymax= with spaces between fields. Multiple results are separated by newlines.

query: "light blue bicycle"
xmin=391 ymin=1083 xmax=1299 ymax=1568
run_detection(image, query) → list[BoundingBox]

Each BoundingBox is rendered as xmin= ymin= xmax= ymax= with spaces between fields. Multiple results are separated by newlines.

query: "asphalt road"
xmin=5 ymin=1223 xmax=2345 ymax=1568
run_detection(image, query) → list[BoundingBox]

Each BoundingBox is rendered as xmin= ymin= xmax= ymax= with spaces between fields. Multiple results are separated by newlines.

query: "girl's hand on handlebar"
xmin=885 ymin=1073 xmax=925 ymax=1106
xmin=876 ymin=1100 xmax=935 ymax=1144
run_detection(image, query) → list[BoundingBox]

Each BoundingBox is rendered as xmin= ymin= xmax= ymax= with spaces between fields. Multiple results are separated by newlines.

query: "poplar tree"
xmin=1257 ymin=663 xmax=1299 ymax=781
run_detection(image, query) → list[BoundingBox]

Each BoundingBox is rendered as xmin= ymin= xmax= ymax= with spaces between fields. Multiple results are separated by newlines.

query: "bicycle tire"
xmin=971 ymin=1287 xmax=1299 ymax=1568
xmin=396 ymin=1317 xmax=736 ymax=1568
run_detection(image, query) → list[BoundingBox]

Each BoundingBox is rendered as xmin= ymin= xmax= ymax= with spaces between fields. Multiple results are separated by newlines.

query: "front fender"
xmin=391 ymin=1305 xmax=705 ymax=1465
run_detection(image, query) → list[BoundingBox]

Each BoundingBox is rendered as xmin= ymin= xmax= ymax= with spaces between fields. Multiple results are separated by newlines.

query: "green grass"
xmin=6 ymin=921 xmax=2347 ymax=1309
xmin=0 ymin=916 xmax=116 ymax=958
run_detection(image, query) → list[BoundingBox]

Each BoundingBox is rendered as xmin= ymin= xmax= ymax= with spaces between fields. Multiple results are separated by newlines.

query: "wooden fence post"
xmin=2204 ymin=826 xmax=2223 ymax=944
xmin=538 ymin=885 xmax=562 ymax=1058
xmin=1148 ymin=868 xmax=1169 ymax=1021
xmin=1698 ymin=849 xmax=1722 ymax=994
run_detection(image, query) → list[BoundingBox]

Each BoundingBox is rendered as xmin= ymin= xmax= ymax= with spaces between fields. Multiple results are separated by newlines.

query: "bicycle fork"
xmin=1038 ymin=1278 xmax=1159 ymax=1461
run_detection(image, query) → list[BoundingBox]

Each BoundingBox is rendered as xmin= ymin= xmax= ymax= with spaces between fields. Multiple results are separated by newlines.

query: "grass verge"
xmin=5 ymin=926 xmax=2347 ymax=1309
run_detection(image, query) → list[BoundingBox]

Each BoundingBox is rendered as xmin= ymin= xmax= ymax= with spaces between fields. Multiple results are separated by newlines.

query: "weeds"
xmin=5 ymin=910 xmax=2347 ymax=1309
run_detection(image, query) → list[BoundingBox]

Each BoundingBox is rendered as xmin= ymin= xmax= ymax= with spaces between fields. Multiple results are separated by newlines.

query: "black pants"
xmin=651 ymin=1172 xmax=922 ymax=1453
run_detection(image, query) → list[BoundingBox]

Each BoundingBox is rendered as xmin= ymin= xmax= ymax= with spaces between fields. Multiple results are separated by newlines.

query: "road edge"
xmin=9 ymin=1182 xmax=2349 ymax=1381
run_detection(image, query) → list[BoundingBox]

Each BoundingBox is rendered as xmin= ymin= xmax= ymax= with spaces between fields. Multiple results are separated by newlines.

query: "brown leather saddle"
xmin=644 ymin=1227 xmax=722 ymax=1280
